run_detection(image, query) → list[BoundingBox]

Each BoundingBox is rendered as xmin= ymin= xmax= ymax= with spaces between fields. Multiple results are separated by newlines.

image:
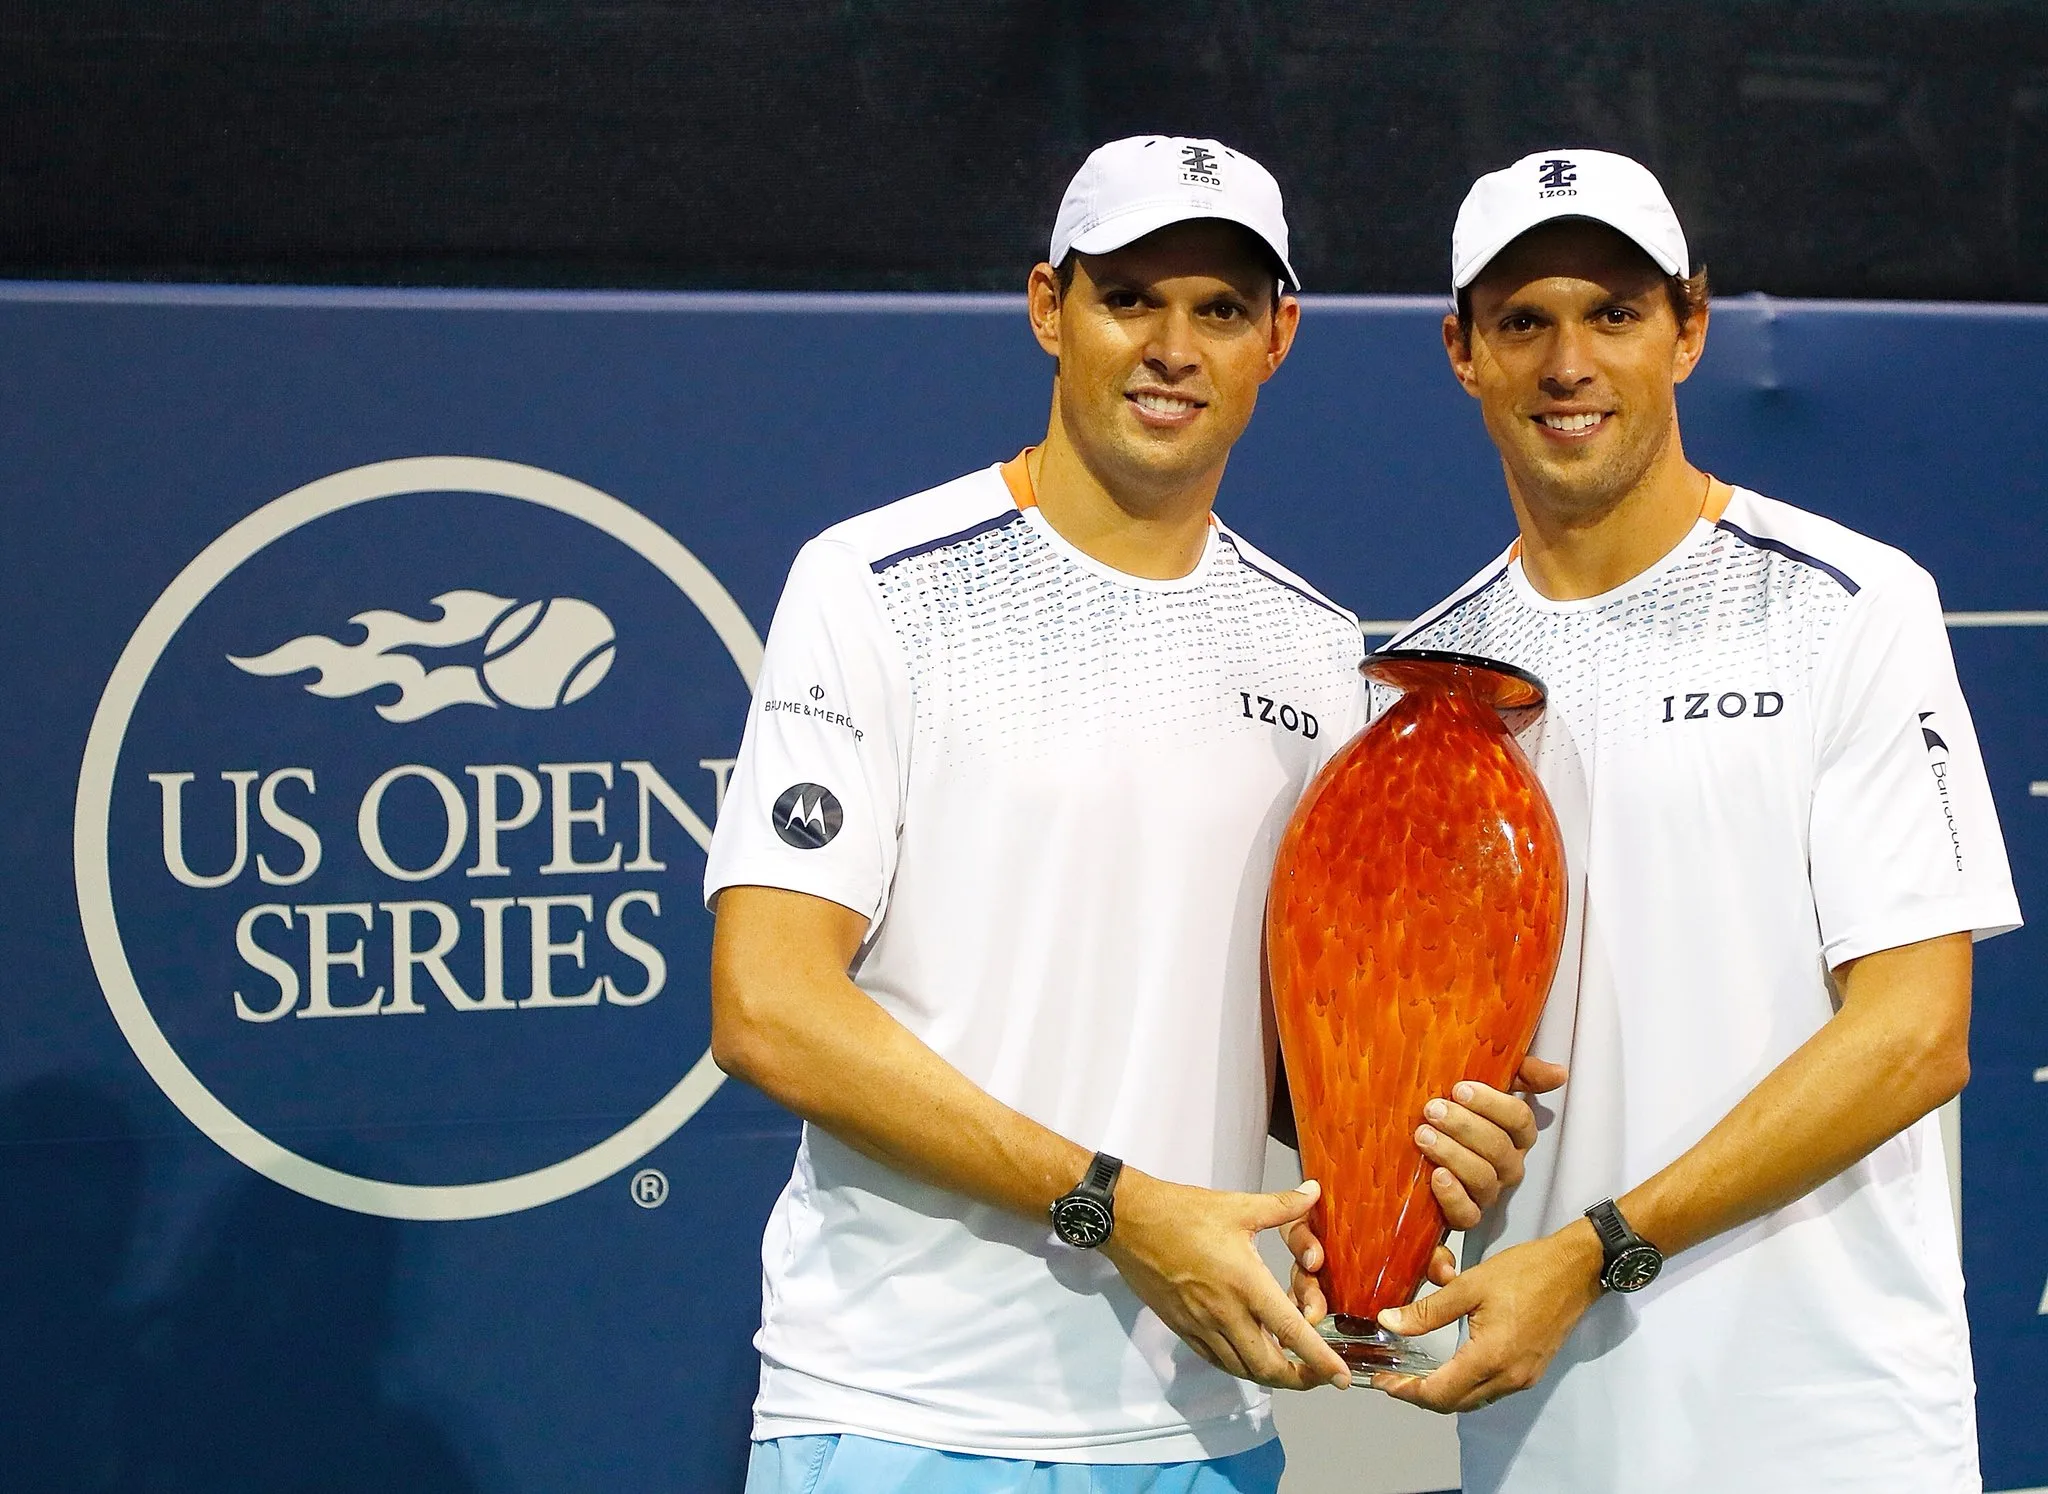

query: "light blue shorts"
xmin=744 ymin=1433 xmax=1285 ymax=1494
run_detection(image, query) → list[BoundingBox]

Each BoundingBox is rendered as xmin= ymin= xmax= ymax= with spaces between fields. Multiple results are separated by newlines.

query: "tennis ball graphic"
xmin=481 ymin=597 xmax=616 ymax=709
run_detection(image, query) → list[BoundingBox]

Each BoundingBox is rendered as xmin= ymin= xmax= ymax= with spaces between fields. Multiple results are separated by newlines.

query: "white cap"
xmin=1050 ymin=135 xmax=1300 ymax=290
xmin=1451 ymin=149 xmax=1689 ymax=291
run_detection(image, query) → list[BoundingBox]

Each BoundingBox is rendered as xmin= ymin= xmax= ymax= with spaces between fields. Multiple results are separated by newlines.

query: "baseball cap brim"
xmin=1453 ymin=205 xmax=1687 ymax=291
xmin=1066 ymin=199 xmax=1302 ymax=291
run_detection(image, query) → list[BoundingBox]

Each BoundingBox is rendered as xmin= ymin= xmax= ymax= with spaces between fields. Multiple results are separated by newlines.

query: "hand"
xmin=1286 ymin=1228 xmax=1460 ymax=1320
xmin=1286 ymin=1057 xmax=1566 ymax=1317
xmin=1415 ymin=1055 xmax=1567 ymax=1228
xmin=1368 ymin=1219 xmax=1604 ymax=1413
xmin=1105 ymin=1172 xmax=1352 ymax=1392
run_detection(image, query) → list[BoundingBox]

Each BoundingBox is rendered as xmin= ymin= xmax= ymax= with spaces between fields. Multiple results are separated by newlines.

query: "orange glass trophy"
xmin=1267 ymin=648 xmax=1567 ymax=1377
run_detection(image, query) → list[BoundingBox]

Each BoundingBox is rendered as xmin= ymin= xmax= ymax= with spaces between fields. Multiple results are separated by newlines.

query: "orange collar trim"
xmin=1000 ymin=446 xmax=1221 ymax=529
xmin=1000 ymin=448 xmax=1038 ymax=510
xmin=1701 ymin=477 xmax=1733 ymax=524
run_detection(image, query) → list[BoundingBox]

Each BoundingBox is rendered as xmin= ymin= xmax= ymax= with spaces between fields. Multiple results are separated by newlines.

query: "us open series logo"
xmin=75 ymin=457 xmax=762 ymax=1220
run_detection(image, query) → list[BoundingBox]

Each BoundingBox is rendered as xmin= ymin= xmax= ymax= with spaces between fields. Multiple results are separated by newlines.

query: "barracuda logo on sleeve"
xmin=75 ymin=457 xmax=762 ymax=1220
xmin=1920 ymin=710 xmax=1963 ymax=870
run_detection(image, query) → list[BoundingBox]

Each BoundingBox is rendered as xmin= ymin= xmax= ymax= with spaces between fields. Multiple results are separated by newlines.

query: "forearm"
xmin=1374 ymin=935 xmax=1975 ymax=1412
xmin=711 ymin=890 xmax=1095 ymax=1220
xmin=1615 ymin=933 xmax=1971 ymax=1259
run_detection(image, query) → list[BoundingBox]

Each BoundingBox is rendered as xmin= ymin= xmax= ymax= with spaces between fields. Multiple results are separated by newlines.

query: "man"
xmin=703 ymin=136 xmax=1556 ymax=1493
xmin=1368 ymin=149 xmax=2024 ymax=1492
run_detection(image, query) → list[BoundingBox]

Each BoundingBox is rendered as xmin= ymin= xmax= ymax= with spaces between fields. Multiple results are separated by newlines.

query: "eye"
xmin=1205 ymin=298 xmax=1248 ymax=321
xmin=1500 ymin=313 xmax=1539 ymax=334
xmin=1102 ymin=288 xmax=1145 ymax=310
xmin=1596 ymin=305 xmax=1638 ymax=327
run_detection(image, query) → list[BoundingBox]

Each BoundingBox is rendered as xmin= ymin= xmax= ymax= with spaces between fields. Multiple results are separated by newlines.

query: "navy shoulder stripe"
xmin=1715 ymin=519 xmax=1861 ymax=595
xmin=1388 ymin=561 xmax=1511 ymax=647
xmin=1215 ymin=534 xmax=1354 ymax=623
xmin=870 ymin=507 xmax=1023 ymax=574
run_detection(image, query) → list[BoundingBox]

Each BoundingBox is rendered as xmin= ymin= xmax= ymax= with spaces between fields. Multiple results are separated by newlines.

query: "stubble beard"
xmin=1059 ymin=375 xmax=1227 ymax=513
xmin=1509 ymin=409 xmax=1675 ymax=530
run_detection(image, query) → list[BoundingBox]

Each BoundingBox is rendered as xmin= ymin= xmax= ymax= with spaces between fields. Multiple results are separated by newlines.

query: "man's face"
xmin=1029 ymin=220 xmax=1298 ymax=500
xmin=1445 ymin=220 xmax=1706 ymax=517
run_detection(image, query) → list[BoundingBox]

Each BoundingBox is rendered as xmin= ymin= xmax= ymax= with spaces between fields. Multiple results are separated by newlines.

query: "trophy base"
xmin=1316 ymin=1315 xmax=1443 ymax=1381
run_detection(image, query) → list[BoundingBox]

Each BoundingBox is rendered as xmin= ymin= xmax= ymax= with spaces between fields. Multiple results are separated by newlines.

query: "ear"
xmin=1028 ymin=263 xmax=1063 ymax=360
xmin=1442 ymin=312 xmax=1480 ymax=398
xmin=1261 ymin=293 xmax=1303 ymax=382
xmin=1671 ymin=301 xmax=1710 ymax=385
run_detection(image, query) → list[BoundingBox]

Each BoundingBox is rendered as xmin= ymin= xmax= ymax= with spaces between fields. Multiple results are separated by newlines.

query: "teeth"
xmin=1540 ymin=412 xmax=1605 ymax=433
xmin=1132 ymin=391 xmax=1199 ymax=415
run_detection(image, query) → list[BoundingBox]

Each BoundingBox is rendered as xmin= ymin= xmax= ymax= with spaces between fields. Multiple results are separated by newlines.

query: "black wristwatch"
xmin=1051 ymin=1152 xmax=1123 ymax=1249
xmin=1584 ymin=1198 xmax=1663 ymax=1292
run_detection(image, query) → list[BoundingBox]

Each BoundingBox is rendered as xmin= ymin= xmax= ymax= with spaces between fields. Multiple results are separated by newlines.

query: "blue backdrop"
xmin=1 ymin=284 xmax=2041 ymax=1492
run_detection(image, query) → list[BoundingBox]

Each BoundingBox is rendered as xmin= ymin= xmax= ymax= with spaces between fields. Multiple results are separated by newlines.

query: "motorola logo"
xmin=773 ymin=782 xmax=843 ymax=849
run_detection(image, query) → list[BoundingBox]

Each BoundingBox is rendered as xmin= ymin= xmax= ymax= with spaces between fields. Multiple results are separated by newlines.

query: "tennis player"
xmin=704 ymin=136 xmax=1558 ymax=1494
xmin=1369 ymin=149 xmax=2023 ymax=1493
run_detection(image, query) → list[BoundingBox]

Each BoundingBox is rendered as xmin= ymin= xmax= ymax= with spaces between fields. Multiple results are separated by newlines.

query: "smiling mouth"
xmin=1536 ymin=411 xmax=1609 ymax=435
xmin=1127 ymin=390 xmax=1206 ymax=419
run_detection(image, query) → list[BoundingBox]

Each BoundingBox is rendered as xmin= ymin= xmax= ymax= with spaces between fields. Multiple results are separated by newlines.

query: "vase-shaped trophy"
xmin=1266 ymin=648 xmax=1568 ymax=1378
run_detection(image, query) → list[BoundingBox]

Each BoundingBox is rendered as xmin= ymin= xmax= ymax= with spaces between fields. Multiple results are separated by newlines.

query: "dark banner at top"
xmin=4 ymin=3 xmax=2048 ymax=299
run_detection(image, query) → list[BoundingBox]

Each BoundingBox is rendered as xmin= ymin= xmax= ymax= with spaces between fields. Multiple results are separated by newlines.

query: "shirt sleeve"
xmin=1807 ymin=562 xmax=2022 ymax=966
xmin=703 ymin=535 xmax=911 ymax=932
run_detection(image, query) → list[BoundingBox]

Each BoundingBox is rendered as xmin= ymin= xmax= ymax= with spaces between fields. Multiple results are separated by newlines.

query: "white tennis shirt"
xmin=1393 ymin=488 xmax=2022 ymax=1494
xmin=704 ymin=456 xmax=1365 ymax=1460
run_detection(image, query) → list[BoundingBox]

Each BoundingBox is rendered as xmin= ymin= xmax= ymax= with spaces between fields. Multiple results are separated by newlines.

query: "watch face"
xmin=1607 ymin=1244 xmax=1663 ymax=1293
xmin=1052 ymin=1197 xmax=1113 ymax=1249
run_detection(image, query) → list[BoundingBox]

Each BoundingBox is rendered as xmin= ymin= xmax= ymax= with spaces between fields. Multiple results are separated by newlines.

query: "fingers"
xmin=1513 ymin=1055 xmax=1567 ymax=1094
xmin=1417 ymin=1114 xmax=1508 ymax=1223
xmin=1428 ymin=1161 xmax=1484 ymax=1230
xmin=1438 ymin=1083 xmax=1539 ymax=1155
xmin=1249 ymin=1177 xmax=1321 ymax=1232
xmin=1290 ymin=1261 xmax=1328 ymax=1323
xmin=1378 ymin=1274 xmax=1472 ymax=1340
xmin=1370 ymin=1341 xmax=1527 ymax=1413
xmin=1251 ymin=1281 xmax=1350 ymax=1390
xmin=1427 ymin=1244 xmax=1460 ymax=1287
xmin=1369 ymin=1369 xmax=1444 ymax=1408
xmin=1191 ymin=1292 xmax=1335 ymax=1392
xmin=1370 ymin=1356 xmax=1499 ymax=1413
xmin=1281 ymin=1219 xmax=1324 ymax=1273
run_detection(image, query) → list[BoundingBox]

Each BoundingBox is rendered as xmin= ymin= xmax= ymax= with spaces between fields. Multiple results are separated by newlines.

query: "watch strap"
xmin=1585 ymin=1197 xmax=1634 ymax=1255
xmin=1081 ymin=1151 xmax=1123 ymax=1199
xmin=1584 ymin=1196 xmax=1664 ymax=1292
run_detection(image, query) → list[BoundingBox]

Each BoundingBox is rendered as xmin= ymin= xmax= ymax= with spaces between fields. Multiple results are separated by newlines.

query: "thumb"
xmin=1514 ymin=1055 xmax=1568 ymax=1095
xmin=1251 ymin=1176 xmax=1322 ymax=1230
xmin=1378 ymin=1274 xmax=1472 ymax=1339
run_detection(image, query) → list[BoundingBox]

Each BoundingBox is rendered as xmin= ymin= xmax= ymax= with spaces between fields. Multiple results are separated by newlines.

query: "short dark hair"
xmin=1452 ymin=263 xmax=1711 ymax=348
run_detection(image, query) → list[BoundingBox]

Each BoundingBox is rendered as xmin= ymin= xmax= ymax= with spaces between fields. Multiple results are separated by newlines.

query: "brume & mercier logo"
xmin=74 ymin=457 xmax=763 ymax=1220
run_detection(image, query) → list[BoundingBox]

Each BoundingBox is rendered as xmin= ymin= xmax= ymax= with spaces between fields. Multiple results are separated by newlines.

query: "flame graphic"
xmin=229 ymin=590 xmax=515 ymax=722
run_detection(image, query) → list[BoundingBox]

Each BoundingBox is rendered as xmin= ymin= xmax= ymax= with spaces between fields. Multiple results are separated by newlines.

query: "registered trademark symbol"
xmin=630 ymin=1167 xmax=669 ymax=1208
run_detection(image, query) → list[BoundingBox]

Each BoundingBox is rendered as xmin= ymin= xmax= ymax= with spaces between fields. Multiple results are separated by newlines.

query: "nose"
xmin=1142 ymin=303 xmax=1202 ymax=383
xmin=1539 ymin=320 xmax=1597 ymax=397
